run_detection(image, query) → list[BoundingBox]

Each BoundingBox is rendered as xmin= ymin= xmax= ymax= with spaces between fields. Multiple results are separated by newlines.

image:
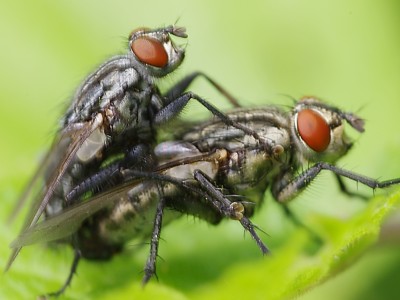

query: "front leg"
xmin=154 ymin=92 xmax=268 ymax=151
xmin=164 ymin=71 xmax=241 ymax=107
xmin=272 ymin=162 xmax=400 ymax=204
xmin=271 ymin=162 xmax=400 ymax=244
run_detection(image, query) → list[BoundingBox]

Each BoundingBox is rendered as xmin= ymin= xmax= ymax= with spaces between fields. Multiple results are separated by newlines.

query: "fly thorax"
xmin=63 ymin=56 xmax=140 ymax=126
xmin=98 ymin=67 xmax=138 ymax=110
xmin=106 ymin=86 xmax=154 ymax=134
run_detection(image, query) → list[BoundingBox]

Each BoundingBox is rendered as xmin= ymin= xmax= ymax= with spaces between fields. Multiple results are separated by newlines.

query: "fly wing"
xmin=7 ymin=122 xmax=89 ymax=224
xmin=9 ymin=178 xmax=143 ymax=248
xmin=6 ymin=139 xmax=64 ymax=225
xmin=8 ymin=149 xmax=221 ymax=249
xmin=6 ymin=113 xmax=104 ymax=270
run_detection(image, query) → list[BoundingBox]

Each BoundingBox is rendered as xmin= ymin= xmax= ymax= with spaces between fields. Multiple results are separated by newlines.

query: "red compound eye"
xmin=297 ymin=109 xmax=331 ymax=152
xmin=131 ymin=37 xmax=168 ymax=68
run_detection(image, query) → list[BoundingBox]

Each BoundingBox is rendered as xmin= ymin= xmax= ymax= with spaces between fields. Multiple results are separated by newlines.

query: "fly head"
xmin=291 ymin=97 xmax=364 ymax=164
xmin=129 ymin=26 xmax=187 ymax=78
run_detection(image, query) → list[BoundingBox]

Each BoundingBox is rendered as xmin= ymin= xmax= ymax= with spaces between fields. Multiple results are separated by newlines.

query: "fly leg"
xmin=154 ymin=92 xmax=267 ymax=150
xmin=192 ymin=169 xmax=270 ymax=255
xmin=272 ymin=162 xmax=400 ymax=204
xmin=334 ymin=174 xmax=368 ymax=200
xmin=123 ymin=169 xmax=269 ymax=254
xmin=272 ymin=163 xmax=400 ymax=243
xmin=44 ymin=248 xmax=81 ymax=298
xmin=66 ymin=144 xmax=156 ymax=204
xmin=164 ymin=71 xmax=241 ymax=107
xmin=142 ymin=186 xmax=166 ymax=285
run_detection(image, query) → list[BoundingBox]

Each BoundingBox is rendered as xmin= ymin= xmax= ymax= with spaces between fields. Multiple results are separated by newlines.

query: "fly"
xmin=6 ymin=24 xmax=260 ymax=277
xmin=10 ymin=97 xmax=400 ymax=296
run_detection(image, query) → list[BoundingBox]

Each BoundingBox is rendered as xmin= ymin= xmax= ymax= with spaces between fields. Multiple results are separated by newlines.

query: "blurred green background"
xmin=1 ymin=1 xmax=400 ymax=299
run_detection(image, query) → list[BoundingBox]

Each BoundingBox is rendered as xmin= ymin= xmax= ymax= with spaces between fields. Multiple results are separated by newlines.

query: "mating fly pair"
xmin=6 ymin=25 xmax=400 ymax=297
xmin=6 ymin=24 xmax=254 ymax=295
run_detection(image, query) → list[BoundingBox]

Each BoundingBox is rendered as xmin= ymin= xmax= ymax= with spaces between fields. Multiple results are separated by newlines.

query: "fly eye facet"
xmin=297 ymin=109 xmax=331 ymax=152
xmin=131 ymin=37 xmax=168 ymax=68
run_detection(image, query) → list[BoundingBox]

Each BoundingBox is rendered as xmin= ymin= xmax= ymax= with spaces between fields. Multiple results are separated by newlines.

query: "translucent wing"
xmin=9 ymin=178 xmax=143 ymax=248
xmin=9 ymin=149 xmax=220 ymax=249
xmin=6 ymin=113 xmax=104 ymax=270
